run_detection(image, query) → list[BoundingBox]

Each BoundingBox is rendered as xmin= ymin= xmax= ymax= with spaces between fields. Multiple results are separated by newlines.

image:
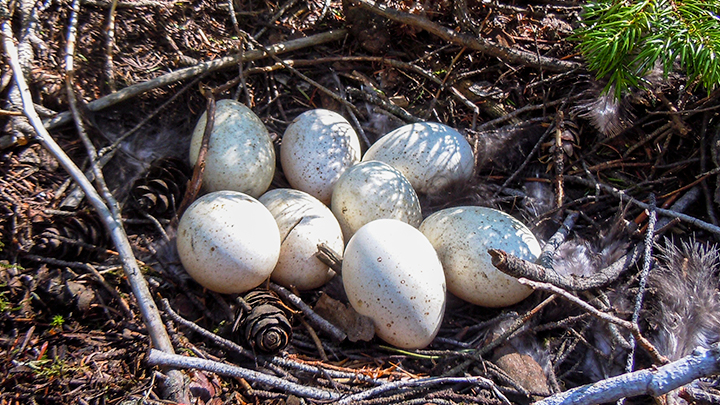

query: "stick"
xmin=44 ymin=29 xmax=348 ymax=129
xmin=535 ymin=345 xmax=720 ymax=405
xmin=145 ymin=349 xmax=340 ymax=401
xmin=350 ymin=0 xmax=580 ymax=72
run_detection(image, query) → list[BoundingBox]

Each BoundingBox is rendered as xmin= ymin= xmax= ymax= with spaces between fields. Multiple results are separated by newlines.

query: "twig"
xmin=535 ymin=345 xmax=720 ymax=405
xmin=567 ymin=178 xmax=720 ymax=237
xmin=624 ymin=195 xmax=657 ymax=377
xmin=517 ymin=278 xmax=668 ymax=365
xmin=538 ymin=211 xmax=579 ymax=268
xmin=490 ymin=186 xmax=702 ymax=290
xmin=299 ymin=317 xmax=328 ymax=361
xmin=1 ymin=0 xmax=174 ymax=357
xmin=175 ymin=88 xmax=215 ymax=218
xmin=490 ymin=245 xmax=643 ymax=292
xmin=350 ymin=0 xmax=580 ymax=72
xmin=145 ymin=349 xmax=340 ymax=401
xmin=103 ymin=0 xmax=119 ymax=92
xmin=333 ymin=375 xmax=497 ymax=405
xmin=45 ymin=29 xmax=349 ymax=129
xmin=269 ymin=282 xmax=347 ymax=342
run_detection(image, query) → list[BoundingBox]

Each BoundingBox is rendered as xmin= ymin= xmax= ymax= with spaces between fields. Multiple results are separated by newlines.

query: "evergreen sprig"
xmin=576 ymin=0 xmax=720 ymax=99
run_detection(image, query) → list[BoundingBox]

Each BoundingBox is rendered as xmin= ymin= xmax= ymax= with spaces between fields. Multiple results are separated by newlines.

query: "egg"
xmin=176 ymin=190 xmax=280 ymax=294
xmin=362 ymin=122 xmax=474 ymax=194
xmin=419 ymin=206 xmax=541 ymax=307
xmin=342 ymin=219 xmax=446 ymax=349
xmin=189 ymin=99 xmax=275 ymax=197
xmin=280 ymin=109 xmax=362 ymax=204
xmin=259 ymin=188 xmax=344 ymax=290
xmin=331 ymin=160 xmax=422 ymax=240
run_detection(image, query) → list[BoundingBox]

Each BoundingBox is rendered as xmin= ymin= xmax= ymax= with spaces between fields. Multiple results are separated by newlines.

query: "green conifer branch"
xmin=576 ymin=0 xmax=720 ymax=100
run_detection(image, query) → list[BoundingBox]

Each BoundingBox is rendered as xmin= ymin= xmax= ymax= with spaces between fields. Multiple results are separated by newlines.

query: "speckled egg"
xmin=362 ymin=122 xmax=474 ymax=194
xmin=419 ymin=206 xmax=540 ymax=307
xmin=342 ymin=219 xmax=446 ymax=349
xmin=280 ymin=109 xmax=362 ymax=204
xmin=189 ymin=99 xmax=275 ymax=197
xmin=259 ymin=188 xmax=344 ymax=290
xmin=176 ymin=190 xmax=280 ymax=294
xmin=331 ymin=160 xmax=422 ymax=240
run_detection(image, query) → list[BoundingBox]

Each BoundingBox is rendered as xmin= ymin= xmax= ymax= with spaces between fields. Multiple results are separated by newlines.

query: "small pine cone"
xmin=33 ymin=211 xmax=108 ymax=261
xmin=129 ymin=158 xmax=190 ymax=218
xmin=236 ymin=289 xmax=293 ymax=353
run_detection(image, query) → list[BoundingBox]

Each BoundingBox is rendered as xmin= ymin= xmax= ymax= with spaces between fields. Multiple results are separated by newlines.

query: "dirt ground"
xmin=1 ymin=0 xmax=720 ymax=404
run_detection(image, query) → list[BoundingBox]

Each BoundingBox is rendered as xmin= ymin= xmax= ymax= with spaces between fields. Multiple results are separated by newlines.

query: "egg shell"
xmin=280 ymin=109 xmax=362 ymax=204
xmin=362 ymin=122 xmax=474 ymax=194
xmin=176 ymin=190 xmax=280 ymax=294
xmin=419 ymin=206 xmax=540 ymax=307
xmin=342 ymin=219 xmax=446 ymax=349
xmin=331 ymin=160 xmax=422 ymax=240
xmin=259 ymin=188 xmax=344 ymax=290
xmin=189 ymin=99 xmax=275 ymax=197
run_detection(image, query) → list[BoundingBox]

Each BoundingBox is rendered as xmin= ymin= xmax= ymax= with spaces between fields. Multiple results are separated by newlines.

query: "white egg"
xmin=362 ymin=122 xmax=474 ymax=194
xmin=280 ymin=109 xmax=362 ymax=204
xmin=331 ymin=160 xmax=422 ymax=240
xmin=189 ymin=99 xmax=275 ymax=197
xmin=419 ymin=206 xmax=541 ymax=307
xmin=176 ymin=190 xmax=280 ymax=294
xmin=259 ymin=188 xmax=344 ymax=290
xmin=342 ymin=219 xmax=446 ymax=349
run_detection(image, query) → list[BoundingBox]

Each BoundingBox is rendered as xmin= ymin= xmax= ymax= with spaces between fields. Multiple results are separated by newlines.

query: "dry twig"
xmin=350 ymin=0 xmax=581 ymax=72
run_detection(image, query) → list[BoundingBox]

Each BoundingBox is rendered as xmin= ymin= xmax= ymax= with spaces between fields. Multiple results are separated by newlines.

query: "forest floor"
xmin=1 ymin=0 xmax=720 ymax=404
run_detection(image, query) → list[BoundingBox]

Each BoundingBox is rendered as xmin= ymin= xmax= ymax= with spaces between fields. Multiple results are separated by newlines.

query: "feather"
xmin=648 ymin=238 xmax=720 ymax=360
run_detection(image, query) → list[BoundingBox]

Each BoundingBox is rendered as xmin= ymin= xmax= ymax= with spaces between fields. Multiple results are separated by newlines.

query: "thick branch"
xmin=489 ymin=245 xmax=643 ymax=291
xmin=535 ymin=345 xmax=720 ymax=405
xmin=350 ymin=0 xmax=581 ymax=72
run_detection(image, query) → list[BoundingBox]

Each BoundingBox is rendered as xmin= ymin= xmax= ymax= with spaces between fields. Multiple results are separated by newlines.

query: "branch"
xmin=349 ymin=0 xmax=581 ymax=72
xmin=45 ymin=29 xmax=348 ymax=129
xmin=146 ymin=349 xmax=340 ymax=401
xmin=535 ymin=345 xmax=720 ymax=405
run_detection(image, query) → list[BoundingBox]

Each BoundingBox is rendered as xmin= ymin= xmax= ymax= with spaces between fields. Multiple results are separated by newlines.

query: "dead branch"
xmin=145 ymin=349 xmax=340 ymax=401
xmin=349 ymin=0 xmax=581 ymax=72
xmin=535 ymin=344 xmax=720 ymax=405
xmin=45 ymin=29 xmax=349 ymax=129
